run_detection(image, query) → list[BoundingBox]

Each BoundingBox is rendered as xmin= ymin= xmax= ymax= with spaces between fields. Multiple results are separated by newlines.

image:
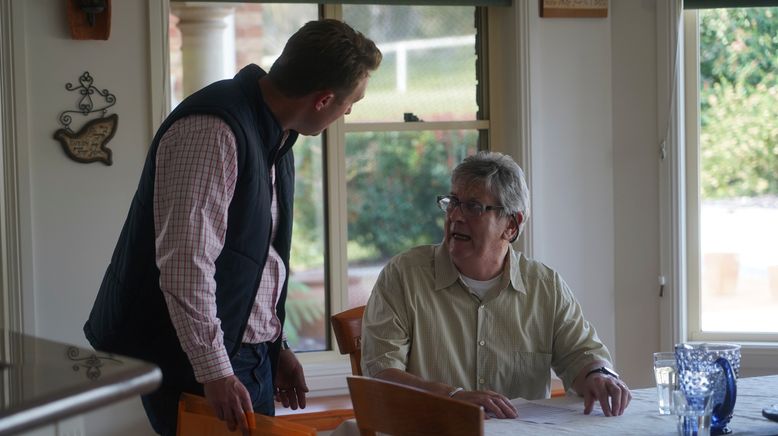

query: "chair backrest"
xmin=347 ymin=376 xmax=484 ymax=436
xmin=331 ymin=305 xmax=365 ymax=376
xmin=177 ymin=393 xmax=316 ymax=436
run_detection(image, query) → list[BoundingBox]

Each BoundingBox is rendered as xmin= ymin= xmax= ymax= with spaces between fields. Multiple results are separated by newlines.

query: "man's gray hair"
xmin=451 ymin=151 xmax=530 ymax=236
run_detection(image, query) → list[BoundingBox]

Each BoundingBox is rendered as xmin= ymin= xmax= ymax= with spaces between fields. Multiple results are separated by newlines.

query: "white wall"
xmin=12 ymin=0 xmax=162 ymax=434
xmin=525 ymin=1 xmax=617 ymax=359
xmin=522 ymin=0 xmax=662 ymax=390
xmin=18 ymin=0 xmax=155 ymax=345
xmin=611 ymin=0 xmax=661 ymax=388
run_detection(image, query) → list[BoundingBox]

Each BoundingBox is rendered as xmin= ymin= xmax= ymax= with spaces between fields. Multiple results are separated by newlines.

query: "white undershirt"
xmin=459 ymin=274 xmax=501 ymax=300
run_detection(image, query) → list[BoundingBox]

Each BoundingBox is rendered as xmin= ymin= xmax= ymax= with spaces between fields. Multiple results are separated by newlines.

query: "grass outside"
xmin=348 ymin=48 xmax=479 ymax=122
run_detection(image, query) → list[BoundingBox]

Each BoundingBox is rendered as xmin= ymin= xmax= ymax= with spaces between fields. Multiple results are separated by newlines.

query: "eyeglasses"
xmin=436 ymin=195 xmax=505 ymax=218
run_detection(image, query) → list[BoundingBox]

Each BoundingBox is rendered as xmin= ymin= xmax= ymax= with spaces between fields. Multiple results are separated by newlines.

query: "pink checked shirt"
xmin=153 ymin=115 xmax=286 ymax=383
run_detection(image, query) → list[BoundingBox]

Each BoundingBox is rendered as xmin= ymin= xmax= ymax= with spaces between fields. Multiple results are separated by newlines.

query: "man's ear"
xmin=313 ymin=91 xmax=336 ymax=111
xmin=505 ymin=212 xmax=523 ymax=242
xmin=515 ymin=212 xmax=524 ymax=229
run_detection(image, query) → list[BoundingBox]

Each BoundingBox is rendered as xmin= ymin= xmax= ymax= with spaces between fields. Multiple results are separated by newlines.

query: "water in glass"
xmin=655 ymin=361 xmax=678 ymax=414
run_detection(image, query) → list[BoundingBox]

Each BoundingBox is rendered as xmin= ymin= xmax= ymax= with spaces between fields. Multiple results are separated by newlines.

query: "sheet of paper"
xmin=508 ymin=400 xmax=603 ymax=424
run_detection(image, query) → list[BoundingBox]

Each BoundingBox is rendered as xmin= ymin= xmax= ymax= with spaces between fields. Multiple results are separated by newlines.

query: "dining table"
xmin=332 ymin=374 xmax=778 ymax=435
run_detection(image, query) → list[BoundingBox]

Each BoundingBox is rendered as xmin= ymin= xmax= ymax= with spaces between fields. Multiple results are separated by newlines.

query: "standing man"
xmin=361 ymin=151 xmax=631 ymax=419
xmin=84 ymin=19 xmax=381 ymax=436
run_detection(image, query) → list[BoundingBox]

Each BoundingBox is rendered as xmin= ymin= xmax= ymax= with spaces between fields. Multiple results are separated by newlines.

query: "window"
xmin=684 ymin=6 xmax=778 ymax=341
xmin=168 ymin=3 xmax=488 ymax=353
xmin=341 ymin=4 xmax=484 ymax=316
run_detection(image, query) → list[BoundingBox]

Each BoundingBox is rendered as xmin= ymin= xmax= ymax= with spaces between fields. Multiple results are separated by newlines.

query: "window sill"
xmin=297 ymin=354 xmax=352 ymax=397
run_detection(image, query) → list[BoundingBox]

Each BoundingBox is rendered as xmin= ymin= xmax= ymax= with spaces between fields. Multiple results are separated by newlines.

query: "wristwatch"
xmin=448 ymin=387 xmax=464 ymax=398
xmin=585 ymin=366 xmax=619 ymax=379
xmin=280 ymin=339 xmax=291 ymax=351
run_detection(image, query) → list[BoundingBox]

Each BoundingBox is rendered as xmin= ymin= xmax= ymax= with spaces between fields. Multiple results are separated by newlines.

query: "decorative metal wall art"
xmin=54 ymin=71 xmax=118 ymax=165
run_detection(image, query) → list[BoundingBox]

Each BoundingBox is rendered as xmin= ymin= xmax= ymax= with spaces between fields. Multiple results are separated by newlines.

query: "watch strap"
xmin=585 ymin=366 xmax=619 ymax=379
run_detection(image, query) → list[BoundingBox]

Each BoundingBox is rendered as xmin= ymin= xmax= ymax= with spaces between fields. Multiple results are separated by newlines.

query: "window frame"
xmin=658 ymin=1 xmax=778 ymax=379
xmin=647 ymin=5 xmax=778 ymax=386
xmin=682 ymin=8 xmax=778 ymax=344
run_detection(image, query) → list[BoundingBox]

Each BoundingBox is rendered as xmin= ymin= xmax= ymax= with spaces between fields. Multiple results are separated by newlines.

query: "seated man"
xmin=361 ymin=151 xmax=631 ymax=419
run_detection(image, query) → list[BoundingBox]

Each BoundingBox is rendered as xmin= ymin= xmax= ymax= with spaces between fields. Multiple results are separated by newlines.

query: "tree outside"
xmin=699 ymin=8 xmax=778 ymax=199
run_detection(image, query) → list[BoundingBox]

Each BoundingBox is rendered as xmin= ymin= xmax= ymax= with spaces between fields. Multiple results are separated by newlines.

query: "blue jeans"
xmin=141 ymin=342 xmax=274 ymax=436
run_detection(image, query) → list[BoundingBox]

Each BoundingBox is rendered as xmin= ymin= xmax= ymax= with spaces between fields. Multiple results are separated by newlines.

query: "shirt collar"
xmin=433 ymin=243 xmax=527 ymax=294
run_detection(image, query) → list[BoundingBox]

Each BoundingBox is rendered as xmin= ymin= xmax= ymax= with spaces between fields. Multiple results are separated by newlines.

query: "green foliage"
xmin=289 ymin=131 xmax=476 ymax=268
xmin=291 ymin=136 xmax=325 ymax=270
xmin=701 ymin=79 xmax=778 ymax=198
xmin=346 ymin=130 xmax=475 ymax=261
xmin=700 ymin=8 xmax=778 ymax=90
xmin=698 ymin=8 xmax=778 ymax=199
xmin=283 ymin=279 xmax=324 ymax=347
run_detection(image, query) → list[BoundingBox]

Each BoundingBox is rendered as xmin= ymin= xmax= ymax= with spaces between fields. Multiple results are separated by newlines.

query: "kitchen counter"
xmin=0 ymin=330 xmax=161 ymax=435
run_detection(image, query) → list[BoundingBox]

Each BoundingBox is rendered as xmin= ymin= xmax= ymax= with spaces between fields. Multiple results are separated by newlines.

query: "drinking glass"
xmin=654 ymin=351 xmax=678 ymax=415
xmin=674 ymin=389 xmax=713 ymax=436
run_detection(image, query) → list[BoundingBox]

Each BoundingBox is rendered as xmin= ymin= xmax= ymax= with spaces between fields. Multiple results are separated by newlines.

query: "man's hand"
xmin=203 ymin=375 xmax=253 ymax=435
xmin=274 ymin=349 xmax=309 ymax=410
xmin=581 ymin=373 xmax=632 ymax=417
xmin=452 ymin=390 xmax=518 ymax=419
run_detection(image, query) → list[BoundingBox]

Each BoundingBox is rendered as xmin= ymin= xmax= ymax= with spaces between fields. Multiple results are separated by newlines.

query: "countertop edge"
xmin=0 ymin=366 xmax=161 ymax=435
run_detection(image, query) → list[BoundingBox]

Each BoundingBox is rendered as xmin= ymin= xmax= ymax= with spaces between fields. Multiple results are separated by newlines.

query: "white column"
xmin=171 ymin=3 xmax=236 ymax=98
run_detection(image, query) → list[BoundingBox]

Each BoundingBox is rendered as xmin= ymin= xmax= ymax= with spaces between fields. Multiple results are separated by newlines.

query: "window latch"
xmin=659 ymin=275 xmax=666 ymax=297
xmin=404 ymin=112 xmax=423 ymax=122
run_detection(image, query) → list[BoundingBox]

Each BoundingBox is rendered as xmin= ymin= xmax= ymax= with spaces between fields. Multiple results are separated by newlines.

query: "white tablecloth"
xmin=332 ymin=375 xmax=778 ymax=435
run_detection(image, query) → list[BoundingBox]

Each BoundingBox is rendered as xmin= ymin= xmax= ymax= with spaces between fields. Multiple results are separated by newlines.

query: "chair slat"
xmin=331 ymin=305 xmax=366 ymax=376
xmin=347 ymin=376 xmax=484 ymax=436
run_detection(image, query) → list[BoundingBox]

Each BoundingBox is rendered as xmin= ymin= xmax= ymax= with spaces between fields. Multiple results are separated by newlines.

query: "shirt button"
xmin=479 ymin=340 xmax=485 ymax=346
xmin=479 ymin=305 xmax=485 ymax=310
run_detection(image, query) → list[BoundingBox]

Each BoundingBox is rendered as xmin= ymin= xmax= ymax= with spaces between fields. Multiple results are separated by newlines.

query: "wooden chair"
xmin=176 ymin=393 xmax=316 ymax=436
xmin=331 ymin=305 xmax=365 ymax=376
xmin=347 ymin=376 xmax=484 ymax=436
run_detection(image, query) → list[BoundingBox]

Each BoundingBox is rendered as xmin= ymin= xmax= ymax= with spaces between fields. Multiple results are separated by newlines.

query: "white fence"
xmin=263 ymin=34 xmax=475 ymax=93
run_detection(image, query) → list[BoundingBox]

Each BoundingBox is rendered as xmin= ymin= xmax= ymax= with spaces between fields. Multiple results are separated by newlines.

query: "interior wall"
xmin=19 ymin=0 xmax=155 ymax=345
xmin=525 ymin=1 xmax=617 ymax=361
xmin=611 ymin=0 xmax=661 ymax=388
xmin=13 ymin=0 xmax=161 ymax=433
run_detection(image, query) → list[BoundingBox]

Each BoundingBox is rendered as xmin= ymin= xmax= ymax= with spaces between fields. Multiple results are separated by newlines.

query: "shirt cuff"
xmin=364 ymin=356 xmax=407 ymax=377
xmin=189 ymin=347 xmax=234 ymax=383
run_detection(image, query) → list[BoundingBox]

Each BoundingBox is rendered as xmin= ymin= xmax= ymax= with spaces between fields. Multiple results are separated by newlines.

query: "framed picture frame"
xmin=539 ymin=0 xmax=608 ymax=18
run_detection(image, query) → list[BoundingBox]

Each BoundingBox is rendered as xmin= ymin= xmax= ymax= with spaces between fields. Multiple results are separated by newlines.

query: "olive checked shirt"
xmin=361 ymin=243 xmax=612 ymax=400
